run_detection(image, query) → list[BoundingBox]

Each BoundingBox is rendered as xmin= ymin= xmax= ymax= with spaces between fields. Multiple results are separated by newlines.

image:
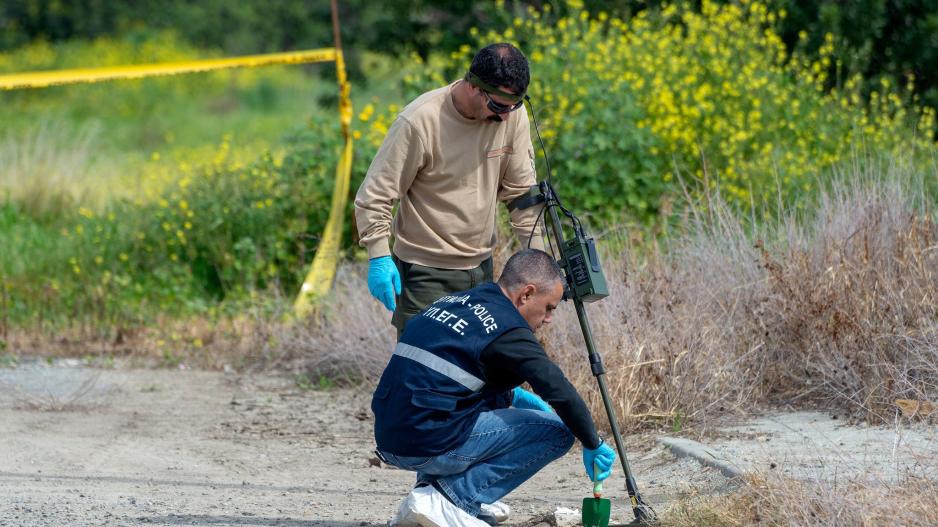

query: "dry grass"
xmin=541 ymin=160 xmax=938 ymax=429
xmin=275 ymin=264 xmax=397 ymax=383
xmin=0 ymin=120 xmax=112 ymax=215
xmin=0 ymin=369 xmax=103 ymax=411
xmin=1 ymin=307 xmax=280 ymax=371
xmin=663 ymin=471 xmax=938 ymax=527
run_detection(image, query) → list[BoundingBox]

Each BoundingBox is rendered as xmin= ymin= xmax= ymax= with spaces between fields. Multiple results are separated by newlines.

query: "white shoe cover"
xmin=390 ymin=485 xmax=489 ymax=527
xmin=480 ymin=500 xmax=510 ymax=523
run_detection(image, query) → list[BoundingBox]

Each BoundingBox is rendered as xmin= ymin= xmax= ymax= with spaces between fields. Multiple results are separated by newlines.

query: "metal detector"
xmin=509 ymin=180 xmax=658 ymax=526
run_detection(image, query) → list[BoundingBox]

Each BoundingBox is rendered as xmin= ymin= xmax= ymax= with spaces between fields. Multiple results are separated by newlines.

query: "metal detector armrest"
xmin=507 ymin=185 xmax=545 ymax=212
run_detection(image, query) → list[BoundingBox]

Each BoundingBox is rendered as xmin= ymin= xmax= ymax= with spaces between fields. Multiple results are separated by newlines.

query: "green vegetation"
xmin=371 ymin=1 xmax=935 ymax=221
xmin=0 ymin=122 xmax=371 ymax=329
xmin=0 ymin=31 xmax=369 ymax=331
xmin=0 ymin=353 xmax=16 ymax=368
xmin=295 ymin=372 xmax=335 ymax=391
xmin=4 ymin=1 xmax=936 ymax=112
xmin=0 ymin=32 xmax=332 ymax=211
xmin=0 ymin=1 xmax=935 ymax=348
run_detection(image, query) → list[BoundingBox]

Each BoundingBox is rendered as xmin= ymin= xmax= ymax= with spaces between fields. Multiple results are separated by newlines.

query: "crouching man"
xmin=372 ymin=249 xmax=616 ymax=527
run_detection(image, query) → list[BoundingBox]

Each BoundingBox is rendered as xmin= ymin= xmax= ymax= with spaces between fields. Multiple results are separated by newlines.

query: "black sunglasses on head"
xmin=467 ymin=71 xmax=527 ymax=114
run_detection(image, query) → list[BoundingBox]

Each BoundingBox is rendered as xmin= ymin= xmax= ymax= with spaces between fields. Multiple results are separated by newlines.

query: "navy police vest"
xmin=372 ymin=282 xmax=529 ymax=456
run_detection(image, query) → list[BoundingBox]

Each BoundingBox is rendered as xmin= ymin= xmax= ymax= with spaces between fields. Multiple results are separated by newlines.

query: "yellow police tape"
xmin=293 ymin=49 xmax=353 ymax=318
xmin=293 ymin=134 xmax=354 ymax=318
xmin=0 ymin=48 xmax=337 ymax=90
xmin=1 ymin=46 xmax=354 ymax=318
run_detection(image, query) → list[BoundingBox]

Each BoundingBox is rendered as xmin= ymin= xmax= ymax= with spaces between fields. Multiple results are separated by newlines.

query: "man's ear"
xmin=519 ymin=284 xmax=537 ymax=305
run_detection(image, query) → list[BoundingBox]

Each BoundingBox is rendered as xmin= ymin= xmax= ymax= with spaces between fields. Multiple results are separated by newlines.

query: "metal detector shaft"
xmin=540 ymin=182 xmax=655 ymax=524
xmin=570 ymin=300 xmax=647 ymax=517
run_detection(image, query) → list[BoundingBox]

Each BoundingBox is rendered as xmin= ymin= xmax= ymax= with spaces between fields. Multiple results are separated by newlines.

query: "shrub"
xmin=364 ymin=0 xmax=936 ymax=223
xmin=1 ymin=121 xmax=369 ymax=328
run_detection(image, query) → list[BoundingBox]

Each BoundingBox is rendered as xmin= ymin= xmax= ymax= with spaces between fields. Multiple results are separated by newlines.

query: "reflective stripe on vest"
xmin=393 ymin=342 xmax=484 ymax=392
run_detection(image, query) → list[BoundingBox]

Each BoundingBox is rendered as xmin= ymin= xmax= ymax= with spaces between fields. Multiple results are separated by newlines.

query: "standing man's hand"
xmin=583 ymin=441 xmax=616 ymax=481
xmin=512 ymin=387 xmax=553 ymax=412
xmin=368 ymin=256 xmax=401 ymax=312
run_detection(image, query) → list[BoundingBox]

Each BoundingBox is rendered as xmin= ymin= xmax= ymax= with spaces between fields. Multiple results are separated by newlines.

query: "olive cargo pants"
xmin=391 ymin=255 xmax=494 ymax=338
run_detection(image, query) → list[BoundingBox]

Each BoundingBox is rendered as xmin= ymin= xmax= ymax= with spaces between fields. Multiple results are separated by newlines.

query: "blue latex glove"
xmin=511 ymin=387 xmax=553 ymax=412
xmin=583 ymin=441 xmax=616 ymax=482
xmin=367 ymin=256 xmax=401 ymax=312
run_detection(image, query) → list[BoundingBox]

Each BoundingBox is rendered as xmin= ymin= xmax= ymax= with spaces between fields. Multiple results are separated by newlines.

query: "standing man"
xmin=354 ymin=43 xmax=544 ymax=335
xmin=373 ymin=249 xmax=616 ymax=527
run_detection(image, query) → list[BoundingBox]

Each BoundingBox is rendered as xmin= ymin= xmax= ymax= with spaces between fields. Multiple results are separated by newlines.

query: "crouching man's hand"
xmin=512 ymin=387 xmax=553 ymax=412
xmin=583 ymin=441 xmax=616 ymax=481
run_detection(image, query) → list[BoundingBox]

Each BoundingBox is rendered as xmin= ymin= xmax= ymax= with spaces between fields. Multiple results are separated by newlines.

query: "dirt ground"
xmin=1 ymin=358 xmax=933 ymax=526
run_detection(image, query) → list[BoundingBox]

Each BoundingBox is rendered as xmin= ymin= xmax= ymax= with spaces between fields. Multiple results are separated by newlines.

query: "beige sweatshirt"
xmin=354 ymin=82 xmax=544 ymax=269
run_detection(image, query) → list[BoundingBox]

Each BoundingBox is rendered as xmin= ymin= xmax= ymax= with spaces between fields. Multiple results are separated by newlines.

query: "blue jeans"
xmin=378 ymin=409 xmax=575 ymax=518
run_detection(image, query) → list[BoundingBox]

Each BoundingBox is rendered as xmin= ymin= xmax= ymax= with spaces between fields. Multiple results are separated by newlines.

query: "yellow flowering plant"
xmin=365 ymin=1 xmax=936 ymax=222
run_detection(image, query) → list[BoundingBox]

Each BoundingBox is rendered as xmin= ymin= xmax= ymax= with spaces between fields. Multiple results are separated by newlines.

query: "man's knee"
xmin=538 ymin=412 xmax=575 ymax=454
xmin=556 ymin=425 xmax=575 ymax=454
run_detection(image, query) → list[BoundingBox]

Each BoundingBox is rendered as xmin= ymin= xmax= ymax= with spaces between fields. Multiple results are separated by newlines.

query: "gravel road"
xmin=4 ymin=359 xmax=930 ymax=526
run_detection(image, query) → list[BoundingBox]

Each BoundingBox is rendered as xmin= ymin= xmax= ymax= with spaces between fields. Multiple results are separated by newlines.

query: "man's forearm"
xmin=509 ymin=204 xmax=546 ymax=251
xmin=354 ymin=198 xmax=393 ymax=258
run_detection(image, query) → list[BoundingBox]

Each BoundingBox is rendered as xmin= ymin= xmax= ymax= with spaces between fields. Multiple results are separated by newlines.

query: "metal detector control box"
xmin=508 ymin=183 xmax=610 ymax=304
xmin=562 ymin=236 xmax=608 ymax=302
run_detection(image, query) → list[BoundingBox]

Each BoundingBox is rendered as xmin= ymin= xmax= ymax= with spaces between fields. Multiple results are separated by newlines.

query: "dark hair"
xmin=497 ymin=249 xmax=563 ymax=292
xmin=468 ymin=43 xmax=530 ymax=95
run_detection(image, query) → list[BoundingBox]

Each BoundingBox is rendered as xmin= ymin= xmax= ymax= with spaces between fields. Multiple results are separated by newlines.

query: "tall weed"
xmin=0 ymin=120 xmax=112 ymax=217
xmin=544 ymin=157 xmax=937 ymax=427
